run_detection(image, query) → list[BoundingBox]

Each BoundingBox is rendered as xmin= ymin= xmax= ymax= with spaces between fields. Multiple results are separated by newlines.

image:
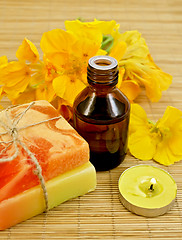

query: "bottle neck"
xmin=87 ymin=56 xmax=119 ymax=87
xmin=88 ymin=84 xmax=116 ymax=94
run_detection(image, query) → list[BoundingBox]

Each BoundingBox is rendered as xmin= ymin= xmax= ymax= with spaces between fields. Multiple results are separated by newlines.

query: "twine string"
xmin=13 ymin=101 xmax=35 ymax=126
xmin=0 ymin=101 xmax=62 ymax=212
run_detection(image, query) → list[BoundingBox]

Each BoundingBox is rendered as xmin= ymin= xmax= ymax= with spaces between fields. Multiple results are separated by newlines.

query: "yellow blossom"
xmin=109 ymin=30 xmax=172 ymax=102
xmin=129 ymin=104 xmax=182 ymax=165
xmin=0 ymin=38 xmax=58 ymax=104
xmin=0 ymin=61 xmax=32 ymax=100
xmin=0 ymin=20 xmax=173 ymax=120
xmin=40 ymin=27 xmax=102 ymax=105
xmin=0 ymin=39 xmax=40 ymax=101
xmin=154 ymin=106 xmax=182 ymax=164
xmin=65 ymin=19 xmax=120 ymax=55
xmin=16 ymin=38 xmax=39 ymax=63
xmin=65 ymin=19 xmax=119 ymax=40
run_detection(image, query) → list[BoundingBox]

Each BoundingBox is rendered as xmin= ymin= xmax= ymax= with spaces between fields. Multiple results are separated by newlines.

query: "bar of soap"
xmin=0 ymin=100 xmax=96 ymax=230
xmin=0 ymin=162 xmax=96 ymax=230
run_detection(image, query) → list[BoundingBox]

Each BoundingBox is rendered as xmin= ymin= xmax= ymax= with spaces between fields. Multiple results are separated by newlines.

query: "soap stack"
xmin=0 ymin=100 xmax=96 ymax=230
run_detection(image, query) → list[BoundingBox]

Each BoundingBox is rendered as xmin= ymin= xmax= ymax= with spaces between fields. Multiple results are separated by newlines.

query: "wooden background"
xmin=0 ymin=0 xmax=182 ymax=239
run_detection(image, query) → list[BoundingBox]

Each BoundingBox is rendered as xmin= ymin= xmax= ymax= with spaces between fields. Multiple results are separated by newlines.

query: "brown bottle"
xmin=73 ymin=56 xmax=130 ymax=171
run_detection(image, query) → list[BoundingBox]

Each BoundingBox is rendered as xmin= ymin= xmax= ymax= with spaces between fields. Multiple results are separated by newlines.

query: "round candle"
xmin=118 ymin=165 xmax=177 ymax=217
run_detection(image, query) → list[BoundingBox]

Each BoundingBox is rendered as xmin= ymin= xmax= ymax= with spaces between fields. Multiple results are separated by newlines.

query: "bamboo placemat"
xmin=0 ymin=0 xmax=182 ymax=239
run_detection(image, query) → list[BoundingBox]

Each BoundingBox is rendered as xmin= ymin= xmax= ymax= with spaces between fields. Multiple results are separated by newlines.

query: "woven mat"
xmin=0 ymin=0 xmax=182 ymax=239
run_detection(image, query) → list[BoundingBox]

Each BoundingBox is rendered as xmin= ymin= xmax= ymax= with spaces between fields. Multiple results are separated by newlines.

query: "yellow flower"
xmin=65 ymin=19 xmax=120 ymax=54
xmin=40 ymin=27 xmax=102 ymax=105
xmin=128 ymin=104 xmax=158 ymax=160
xmin=16 ymin=38 xmax=39 ymax=63
xmin=128 ymin=104 xmax=182 ymax=165
xmin=28 ymin=59 xmax=57 ymax=103
xmin=0 ymin=20 xmax=173 ymax=120
xmin=109 ymin=30 xmax=172 ymax=102
xmin=0 ymin=38 xmax=57 ymax=104
xmin=65 ymin=19 xmax=119 ymax=39
xmin=0 ymin=38 xmax=41 ymax=101
xmin=0 ymin=61 xmax=32 ymax=100
xmin=65 ymin=21 xmax=149 ymax=103
xmin=154 ymin=106 xmax=182 ymax=165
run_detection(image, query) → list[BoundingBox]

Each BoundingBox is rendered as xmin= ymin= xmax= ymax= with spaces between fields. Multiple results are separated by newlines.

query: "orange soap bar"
xmin=0 ymin=100 xmax=96 ymax=230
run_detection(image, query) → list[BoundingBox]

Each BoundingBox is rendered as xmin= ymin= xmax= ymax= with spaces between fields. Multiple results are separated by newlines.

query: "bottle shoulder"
xmin=73 ymin=86 xmax=130 ymax=124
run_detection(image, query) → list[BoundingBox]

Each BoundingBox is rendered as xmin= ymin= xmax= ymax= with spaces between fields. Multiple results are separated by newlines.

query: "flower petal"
xmin=128 ymin=130 xmax=156 ymax=160
xmin=63 ymin=76 xmax=86 ymax=106
xmin=148 ymin=54 xmax=172 ymax=91
xmin=157 ymin=106 xmax=182 ymax=129
xmin=129 ymin=103 xmax=148 ymax=134
xmin=3 ymin=78 xmax=30 ymax=100
xmin=169 ymin=127 xmax=182 ymax=155
xmin=12 ymin=89 xmax=36 ymax=105
xmin=40 ymin=29 xmax=76 ymax=55
xmin=16 ymin=38 xmax=39 ymax=63
xmin=66 ymin=21 xmax=102 ymax=45
xmin=154 ymin=141 xmax=182 ymax=166
xmin=36 ymin=81 xmax=55 ymax=102
xmin=109 ymin=41 xmax=127 ymax=62
xmin=119 ymin=30 xmax=149 ymax=59
xmin=128 ymin=104 xmax=157 ymax=160
xmin=52 ymin=75 xmax=68 ymax=99
xmin=119 ymin=80 xmax=141 ymax=102
xmin=157 ymin=106 xmax=182 ymax=156
xmin=0 ymin=56 xmax=8 ymax=66
xmin=53 ymin=74 xmax=86 ymax=106
xmin=0 ymin=61 xmax=31 ymax=87
xmin=96 ymin=48 xmax=107 ymax=56
xmin=116 ymin=30 xmax=172 ymax=102
xmin=65 ymin=19 xmax=118 ymax=37
xmin=0 ymin=61 xmax=31 ymax=100
xmin=73 ymin=37 xmax=101 ymax=63
xmin=117 ymin=67 xmax=125 ymax=89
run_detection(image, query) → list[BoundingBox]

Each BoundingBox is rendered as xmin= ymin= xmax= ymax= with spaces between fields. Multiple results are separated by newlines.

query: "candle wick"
xmin=149 ymin=184 xmax=154 ymax=191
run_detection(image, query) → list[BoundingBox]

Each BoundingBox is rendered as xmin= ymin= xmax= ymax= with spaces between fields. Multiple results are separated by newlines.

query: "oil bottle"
xmin=73 ymin=56 xmax=130 ymax=171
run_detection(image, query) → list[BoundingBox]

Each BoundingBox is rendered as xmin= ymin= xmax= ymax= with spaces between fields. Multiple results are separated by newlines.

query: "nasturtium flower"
xmin=65 ymin=19 xmax=119 ymax=39
xmin=0 ymin=39 xmax=38 ymax=101
xmin=154 ymin=106 xmax=182 ymax=164
xmin=65 ymin=19 xmax=120 ymax=54
xmin=40 ymin=27 xmax=103 ymax=105
xmin=108 ymin=30 xmax=172 ymax=102
xmin=0 ymin=20 xmax=173 ymax=121
xmin=0 ymin=61 xmax=32 ymax=100
xmin=0 ymin=38 xmax=58 ymax=104
xmin=16 ymin=38 xmax=39 ymax=63
xmin=129 ymin=104 xmax=182 ymax=165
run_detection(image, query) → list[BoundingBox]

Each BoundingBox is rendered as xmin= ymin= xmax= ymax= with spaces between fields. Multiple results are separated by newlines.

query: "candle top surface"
xmin=119 ymin=165 xmax=177 ymax=209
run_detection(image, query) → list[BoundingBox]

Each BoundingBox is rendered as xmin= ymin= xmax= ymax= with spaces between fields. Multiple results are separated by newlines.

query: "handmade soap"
xmin=0 ymin=162 xmax=96 ymax=230
xmin=0 ymin=100 xmax=96 ymax=230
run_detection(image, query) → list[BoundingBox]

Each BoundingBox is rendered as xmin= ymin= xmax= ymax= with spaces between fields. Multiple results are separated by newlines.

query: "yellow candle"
xmin=118 ymin=165 xmax=177 ymax=217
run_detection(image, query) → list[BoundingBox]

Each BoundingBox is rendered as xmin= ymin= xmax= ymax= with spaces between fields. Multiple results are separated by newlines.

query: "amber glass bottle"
xmin=73 ymin=56 xmax=130 ymax=171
